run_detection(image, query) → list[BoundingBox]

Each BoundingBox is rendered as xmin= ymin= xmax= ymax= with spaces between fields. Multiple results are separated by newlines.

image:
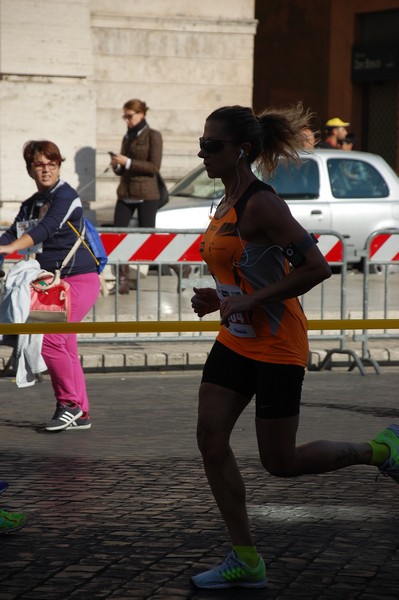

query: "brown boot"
xmin=109 ymin=264 xmax=130 ymax=295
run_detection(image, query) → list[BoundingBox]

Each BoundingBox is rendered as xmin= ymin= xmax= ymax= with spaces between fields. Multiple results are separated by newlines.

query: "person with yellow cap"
xmin=318 ymin=117 xmax=350 ymax=148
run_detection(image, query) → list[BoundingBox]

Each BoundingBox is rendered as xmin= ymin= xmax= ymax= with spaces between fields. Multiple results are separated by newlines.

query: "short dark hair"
xmin=23 ymin=140 xmax=64 ymax=170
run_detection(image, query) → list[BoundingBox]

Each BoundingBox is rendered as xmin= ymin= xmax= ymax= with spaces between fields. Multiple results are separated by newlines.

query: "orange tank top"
xmin=200 ymin=180 xmax=308 ymax=366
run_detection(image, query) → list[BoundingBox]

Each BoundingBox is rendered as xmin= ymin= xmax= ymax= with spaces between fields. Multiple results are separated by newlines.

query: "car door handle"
xmin=311 ymin=210 xmax=322 ymax=215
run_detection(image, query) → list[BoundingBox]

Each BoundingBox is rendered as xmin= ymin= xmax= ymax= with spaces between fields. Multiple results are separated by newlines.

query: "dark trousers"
xmin=114 ymin=200 xmax=158 ymax=228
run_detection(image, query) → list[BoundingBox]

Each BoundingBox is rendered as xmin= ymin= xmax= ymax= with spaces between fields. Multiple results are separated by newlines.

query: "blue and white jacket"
xmin=0 ymin=180 xmax=97 ymax=277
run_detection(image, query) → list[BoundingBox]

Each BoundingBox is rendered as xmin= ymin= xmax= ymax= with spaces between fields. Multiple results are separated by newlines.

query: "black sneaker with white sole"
xmin=45 ymin=404 xmax=83 ymax=432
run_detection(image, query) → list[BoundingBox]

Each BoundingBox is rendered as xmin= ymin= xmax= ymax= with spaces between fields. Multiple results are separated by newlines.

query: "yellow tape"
xmin=0 ymin=319 xmax=398 ymax=335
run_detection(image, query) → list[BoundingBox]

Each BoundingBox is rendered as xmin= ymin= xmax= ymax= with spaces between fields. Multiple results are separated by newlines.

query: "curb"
xmin=79 ymin=347 xmax=210 ymax=372
xmin=1 ymin=341 xmax=399 ymax=376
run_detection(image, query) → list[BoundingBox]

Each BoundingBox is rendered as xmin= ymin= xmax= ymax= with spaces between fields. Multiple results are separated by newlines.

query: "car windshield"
xmin=259 ymin=158 xmax=320 ymax=199
xmin=327 ymin=158 xmax=390 ymax=198
xmin=170 ymin=167 xmax=225 ymax=200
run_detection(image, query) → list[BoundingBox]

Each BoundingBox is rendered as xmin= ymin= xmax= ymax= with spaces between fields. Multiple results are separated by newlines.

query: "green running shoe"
xmin=373 ymin=424 xmax=399 ymax=483
xmin=191 ymin=550 xmax=267 ymax=589
xmin=0 ymin=509 xmax=27 ymax=534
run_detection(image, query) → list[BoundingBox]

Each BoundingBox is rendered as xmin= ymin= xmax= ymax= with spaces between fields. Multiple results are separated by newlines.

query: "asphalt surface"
xmin=1 ymin=368 xmax=399 ymax=599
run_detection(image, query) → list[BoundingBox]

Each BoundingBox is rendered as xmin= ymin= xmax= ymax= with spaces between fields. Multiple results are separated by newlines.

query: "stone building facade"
xmin=2 ymin=0 xmax=398 ymax=227
xmin=0 ymin=0 xmax=257 ymax=224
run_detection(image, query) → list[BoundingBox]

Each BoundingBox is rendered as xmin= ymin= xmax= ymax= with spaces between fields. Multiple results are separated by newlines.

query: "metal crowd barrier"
xmin=300 ymin=230 xmax=381 ymax=374
xmin=95 ymin=227 xmax=207 ymax=342
xmin=94 ymin=227 xmax=354 ymax=348
xmin=1 ymin=226 xmax=398 ymax=374
xmin=357 ymin=229 xmax=399 ymax=362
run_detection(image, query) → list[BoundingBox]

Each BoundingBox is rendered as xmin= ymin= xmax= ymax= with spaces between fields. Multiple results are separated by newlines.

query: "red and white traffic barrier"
xmin=100 ymin=231 xmax=345 ymax=264
xmin=4 ymin=230 xmax=348 ymax=265
xmin=100 ymin=232 xmax=203 ymax=263
xmin=314 ymin=234 xmax=343 ymax=263
xmin=368 ymin=233 xmax=399 ymax=263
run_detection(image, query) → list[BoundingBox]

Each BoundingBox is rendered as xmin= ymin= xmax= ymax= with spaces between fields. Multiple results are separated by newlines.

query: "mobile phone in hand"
xmin=108 ymin=151 xmax=117 ymax=156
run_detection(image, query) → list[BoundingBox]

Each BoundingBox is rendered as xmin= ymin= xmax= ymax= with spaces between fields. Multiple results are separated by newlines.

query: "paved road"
xmin=1 ymin=369 xmax=399 ymax=599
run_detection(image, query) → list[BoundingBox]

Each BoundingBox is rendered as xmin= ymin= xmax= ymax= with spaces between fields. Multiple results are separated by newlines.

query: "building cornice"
xmin=91 ymin=13 xmax=258 ymax=34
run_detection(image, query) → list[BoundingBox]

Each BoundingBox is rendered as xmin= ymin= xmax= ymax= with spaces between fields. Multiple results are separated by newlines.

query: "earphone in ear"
xmin=239 ymin=148 xmax=245 ymax=159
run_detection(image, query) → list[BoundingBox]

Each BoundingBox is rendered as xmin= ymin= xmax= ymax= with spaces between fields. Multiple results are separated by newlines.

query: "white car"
xmin=156 ymin=149 xmax=399 ymax=268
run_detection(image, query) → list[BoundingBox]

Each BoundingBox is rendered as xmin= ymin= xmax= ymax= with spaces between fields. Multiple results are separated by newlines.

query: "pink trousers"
xmin=41 ymin=272 xmax=100 ymax=415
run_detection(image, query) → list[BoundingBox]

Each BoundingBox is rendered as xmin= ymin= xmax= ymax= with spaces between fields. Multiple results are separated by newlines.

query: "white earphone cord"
xmin=208 ymin=148 xmax=245 ymax=216
xmin=233 ymin=228 xmax=282 ymax=268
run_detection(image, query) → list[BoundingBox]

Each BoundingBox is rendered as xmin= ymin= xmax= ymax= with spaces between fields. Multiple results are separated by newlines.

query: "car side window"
xmin=327 ymin=159 xmax=389 ymax=199
xmin=260 ymin=159 xmax=320 ymax=199
xmin=171 ymin=168 xmax=225 ymax=200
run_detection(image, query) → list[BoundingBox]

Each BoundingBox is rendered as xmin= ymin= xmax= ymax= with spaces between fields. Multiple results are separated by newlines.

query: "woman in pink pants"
xmin=0 ymin=140 xmax=101 ymax=432
xmin=41 ymin=272 xmax=100 ymax=429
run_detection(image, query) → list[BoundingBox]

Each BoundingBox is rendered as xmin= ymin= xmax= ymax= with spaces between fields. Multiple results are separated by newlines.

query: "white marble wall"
xmin=0 ymin=0 xmax=95 ymax=222
xmin=0 ymin=0 xmax=256 ymax=223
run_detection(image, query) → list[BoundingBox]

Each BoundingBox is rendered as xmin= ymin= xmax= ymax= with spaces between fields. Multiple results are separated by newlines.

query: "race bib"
xmin=16 ymin=219 xmax=42 ymax=254
xmin=216 ymin=281 xmax=256 ymax=338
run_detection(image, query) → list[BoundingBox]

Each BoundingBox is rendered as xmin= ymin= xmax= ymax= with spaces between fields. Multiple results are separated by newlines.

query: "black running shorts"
xmin=201 ymin=341 xmax=305 ymax=419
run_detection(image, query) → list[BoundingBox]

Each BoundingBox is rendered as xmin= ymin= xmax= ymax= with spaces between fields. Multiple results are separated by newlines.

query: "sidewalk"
xmin=0 ymin=369 xmax=399 ymax=599
xmin=80 ymin=336 xmax=399 ymax=372
xmin=1 ymin=336 xmax=399 ymax=376
xmin=78 ymin=338 xmax=399 ymax=376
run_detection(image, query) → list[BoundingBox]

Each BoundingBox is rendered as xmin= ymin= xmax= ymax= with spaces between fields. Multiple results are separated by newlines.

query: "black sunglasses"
xmin=199 ymin=137 xmax=236 ymax=154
